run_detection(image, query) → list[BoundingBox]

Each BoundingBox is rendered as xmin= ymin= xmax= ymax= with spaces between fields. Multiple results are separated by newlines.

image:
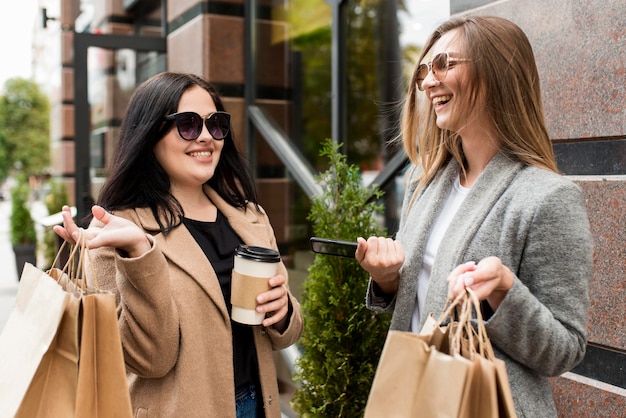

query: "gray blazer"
xmin=367 ymin=152 xmax=593 ymax=417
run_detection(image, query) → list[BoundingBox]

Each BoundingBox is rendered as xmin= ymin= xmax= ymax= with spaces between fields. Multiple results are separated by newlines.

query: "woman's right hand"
xmin=355 ymin=236 xmax=404 ymax=295
xmin=53 ymin=205 xmax=152 ymax=258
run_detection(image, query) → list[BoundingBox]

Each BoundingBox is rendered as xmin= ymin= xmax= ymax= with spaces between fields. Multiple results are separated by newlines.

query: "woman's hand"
xmin=355 ymin=236 xmax=404 ymax=296
xmin=256 ymin=274 xmax=290 ymax=331
xmin=447 ymin=256 xmax=514 ymax=310
xmin=53 ymin=205 xmax=151 ymax=258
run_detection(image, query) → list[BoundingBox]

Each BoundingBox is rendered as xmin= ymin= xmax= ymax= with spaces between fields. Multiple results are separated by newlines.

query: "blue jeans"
xmin=235 ymin=384 xmax=260 ymax=418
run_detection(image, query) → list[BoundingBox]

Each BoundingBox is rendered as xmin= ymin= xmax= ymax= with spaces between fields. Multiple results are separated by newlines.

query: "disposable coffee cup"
xmin=231 ymin=245 xmax=281 ymax=325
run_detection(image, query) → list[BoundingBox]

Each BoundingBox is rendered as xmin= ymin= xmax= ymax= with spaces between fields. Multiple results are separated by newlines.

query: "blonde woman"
xmin=356 ymin=16 xmax=592 ymax=417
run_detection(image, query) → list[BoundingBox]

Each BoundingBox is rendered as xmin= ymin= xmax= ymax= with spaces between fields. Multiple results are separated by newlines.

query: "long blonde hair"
xmin=402 ymin=15 xmax=558 ymax=202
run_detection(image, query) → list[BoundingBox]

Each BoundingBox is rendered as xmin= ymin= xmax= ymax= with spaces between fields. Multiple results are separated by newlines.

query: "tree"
xmin=292 ymin=139 xmax=391 ymax=417
xmin=0 ymin=78 xmax=50 ymax=179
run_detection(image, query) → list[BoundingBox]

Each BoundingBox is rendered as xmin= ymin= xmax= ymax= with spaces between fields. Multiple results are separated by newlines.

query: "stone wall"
xmin=452 ymin=0 xmax=626 ymax=416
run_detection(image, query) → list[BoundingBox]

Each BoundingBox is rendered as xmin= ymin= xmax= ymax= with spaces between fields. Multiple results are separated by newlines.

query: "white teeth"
xmin=190 ymin=151 xmax=212 ymax=157
xmin=433 ymin=95 xmax=452 ymax=105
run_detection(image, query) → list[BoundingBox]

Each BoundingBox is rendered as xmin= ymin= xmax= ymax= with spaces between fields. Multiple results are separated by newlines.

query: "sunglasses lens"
xmin=416 ymin=64 xmax=428 ymax=91
xmin=432 ymin=53 xmax=449 ymax=79
xmin=206 ymin=113 xmax=230 ymax=140
xmin=176 ymin=113 xmax=202 ymax=140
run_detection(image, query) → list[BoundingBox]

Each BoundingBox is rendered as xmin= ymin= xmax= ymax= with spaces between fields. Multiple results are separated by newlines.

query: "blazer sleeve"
xmin=484 ymin=180 xmax=593 ymax=376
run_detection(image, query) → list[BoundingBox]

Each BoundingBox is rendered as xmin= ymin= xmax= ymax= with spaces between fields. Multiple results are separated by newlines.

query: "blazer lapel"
xmin=421 ymin=152 xmax=523 ymax=324
xmin=392 ymin=160 xmax=459 ymax=330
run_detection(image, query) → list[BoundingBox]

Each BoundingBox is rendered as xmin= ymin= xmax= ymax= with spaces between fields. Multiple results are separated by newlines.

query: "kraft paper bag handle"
xmin=460 ymin=288 xmax=496 ymax=360
xmin=67 ymin=230 xmax=133 ymax=418
xmin=431 ymin=291 xmax=467 ymax=329
xmin=50 ymin=230 xmax=100 ymax=293
xmin=73 ymin=230 xmax=95 ymax=289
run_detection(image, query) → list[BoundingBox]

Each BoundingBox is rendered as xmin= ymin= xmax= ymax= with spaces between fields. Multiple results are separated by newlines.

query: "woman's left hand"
xmin=447 ymin=256 xmax=514 ymax=311
xmin=256 ymin=274 xmax=290 ymax=331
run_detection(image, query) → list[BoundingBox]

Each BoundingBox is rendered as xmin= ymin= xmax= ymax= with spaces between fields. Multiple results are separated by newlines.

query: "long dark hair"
xmin=96 ymin=72 xmax=259 ymax=233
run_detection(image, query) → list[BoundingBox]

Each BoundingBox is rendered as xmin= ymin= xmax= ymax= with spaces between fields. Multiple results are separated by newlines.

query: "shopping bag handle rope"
xmin=74 ymin=229 xmax=100 ymax=291
xmin=49 ymin=229 xmax=100 ymax=292
xmin=433 ymin=288 xmax=497 ymax=360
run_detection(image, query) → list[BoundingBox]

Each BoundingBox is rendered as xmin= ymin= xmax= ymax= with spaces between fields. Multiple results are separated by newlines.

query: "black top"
xmin=183 ymin=211 xmax=260 ymax=390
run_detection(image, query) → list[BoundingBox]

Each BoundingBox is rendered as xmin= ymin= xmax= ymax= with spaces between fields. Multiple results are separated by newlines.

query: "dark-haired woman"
xmin=55 ymin=72 xmax=302 ymax=417
xmin=356 ymin=16 xmax=592 ymax=417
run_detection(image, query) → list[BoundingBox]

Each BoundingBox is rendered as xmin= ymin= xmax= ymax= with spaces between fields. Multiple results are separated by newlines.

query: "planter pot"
xmin=13 ymin=243 xmax=37 ymax=279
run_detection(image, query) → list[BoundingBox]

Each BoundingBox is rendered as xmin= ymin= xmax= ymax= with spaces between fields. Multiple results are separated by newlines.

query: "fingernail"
xmin=463 ymin=275 xmax=474 ymax=286
xmin=465 ymin=260 xmax=476 ymax=265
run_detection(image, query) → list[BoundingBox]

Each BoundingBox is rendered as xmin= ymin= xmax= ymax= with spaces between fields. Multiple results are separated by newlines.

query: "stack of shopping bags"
xmin=0 ymin=235 xmax=132 ymax=418
xmin=365 ymin=288 xmax=517 ymax=418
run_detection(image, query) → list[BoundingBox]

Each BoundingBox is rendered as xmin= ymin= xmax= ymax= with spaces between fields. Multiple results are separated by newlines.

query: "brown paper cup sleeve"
xmin=231 ymin=271 xmax=272 ymax=310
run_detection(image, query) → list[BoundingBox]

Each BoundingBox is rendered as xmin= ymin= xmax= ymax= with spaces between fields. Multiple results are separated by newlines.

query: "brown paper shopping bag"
xmin=364 ymin=330 xmax=432 ymax=417
xmin=364 ymin=293 xmax=474 ymax=418
xmin=15 ymin=242 xmax=86 ymax=418
xmin=454 ymin=289 xmax=517 ymax=418
xmin=14 ymin=255 xmax=90 ymax=417
xmin=14 ymin=234 xmax=133 ymax=418
xmin=75 ymin=290 xmax=133 ymax=418
xmin=65 ymin=232 xmax=133 ymax=418
xmin=0 ymin=263 xmax=69 ymax=418
xmin=365 ymin=290 xmax=517 ymax=418
xmin=15 ymin=286 xmax=80 ymax=418
xmin=469 ymin=297 xmax=516 ymax=418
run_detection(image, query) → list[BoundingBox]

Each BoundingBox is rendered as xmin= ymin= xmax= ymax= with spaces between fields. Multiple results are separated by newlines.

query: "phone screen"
xmin=310 ymin=237 xmax=358 ymax=258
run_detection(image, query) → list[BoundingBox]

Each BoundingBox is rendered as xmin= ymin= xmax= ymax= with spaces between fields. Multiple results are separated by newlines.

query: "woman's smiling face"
xmin=154 ymin=86 xmax=224 ymax=191
xmin=420 ymin=29 xmax=483 ymax=134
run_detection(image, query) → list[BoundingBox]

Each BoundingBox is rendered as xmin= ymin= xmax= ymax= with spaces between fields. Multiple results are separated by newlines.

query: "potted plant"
xmin=292 ymin=139 xmax=391 ymax=417
xmin=10 ymin=179 xmax=37 ymax=278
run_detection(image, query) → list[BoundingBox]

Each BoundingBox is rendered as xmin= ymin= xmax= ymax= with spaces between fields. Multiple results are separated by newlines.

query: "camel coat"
xmin=367 ymin=153 xmax=593 ymax=417
xmin=88 ymin=186 xmax=303 ymax=418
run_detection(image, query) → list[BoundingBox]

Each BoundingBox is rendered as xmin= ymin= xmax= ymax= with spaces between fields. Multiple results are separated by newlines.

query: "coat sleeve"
xmin=89 ymin=231 xmax=181 ymax=378
xmin=485 ymin=180 xmax=593 ymax=376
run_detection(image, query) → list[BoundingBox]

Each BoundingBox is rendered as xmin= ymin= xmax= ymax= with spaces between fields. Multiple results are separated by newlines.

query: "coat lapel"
xmin=420 ymin=152 xmax=523 ymax=325
xmin=131 ymin=192 xmax=261 ymax=325
xmin=392 ymin=160 xmax=459 ymax=330
xmin=205 ymin=187 xmax=272 ymax=247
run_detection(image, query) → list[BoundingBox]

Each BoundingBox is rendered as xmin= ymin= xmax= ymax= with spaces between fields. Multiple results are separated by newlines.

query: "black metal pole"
xmin=328 ymin=0 xmax=347 ymax=153
xmin=244 ymin=0 xmax=258 ymax=175
xmin=73 ymin=35 xmax=91 ymax=226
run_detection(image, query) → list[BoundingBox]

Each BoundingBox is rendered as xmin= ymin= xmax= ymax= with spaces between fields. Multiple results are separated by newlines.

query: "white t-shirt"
xmin=411 ymin=174 xmax=470 ymax=332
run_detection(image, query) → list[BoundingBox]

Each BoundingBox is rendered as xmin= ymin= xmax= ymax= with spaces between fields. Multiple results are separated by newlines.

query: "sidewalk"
xmin=0 ymin=198 xmax=19 ymax=331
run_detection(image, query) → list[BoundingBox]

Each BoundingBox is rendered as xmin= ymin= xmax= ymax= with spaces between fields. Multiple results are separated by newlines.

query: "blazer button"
xmin=260 ymin=328 xmax=267 ymax=335
xmin=268 ymin=395 xmax=273 ymax=405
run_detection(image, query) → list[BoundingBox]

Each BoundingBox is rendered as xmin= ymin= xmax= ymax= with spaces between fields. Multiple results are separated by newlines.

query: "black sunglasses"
xmin=163 ymin=111 xmax=231 ymax=140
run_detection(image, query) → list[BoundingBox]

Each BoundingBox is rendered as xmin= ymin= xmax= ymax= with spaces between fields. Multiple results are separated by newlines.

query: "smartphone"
xmin=310 ymin=237 xmax=358 ymax=258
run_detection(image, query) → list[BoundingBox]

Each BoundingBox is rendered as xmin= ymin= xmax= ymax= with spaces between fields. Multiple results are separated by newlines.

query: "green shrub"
xmin=292 ymin=139 xmax=391 ymax=417
xmin=10 ymin=180 xmax=37 ymax=246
